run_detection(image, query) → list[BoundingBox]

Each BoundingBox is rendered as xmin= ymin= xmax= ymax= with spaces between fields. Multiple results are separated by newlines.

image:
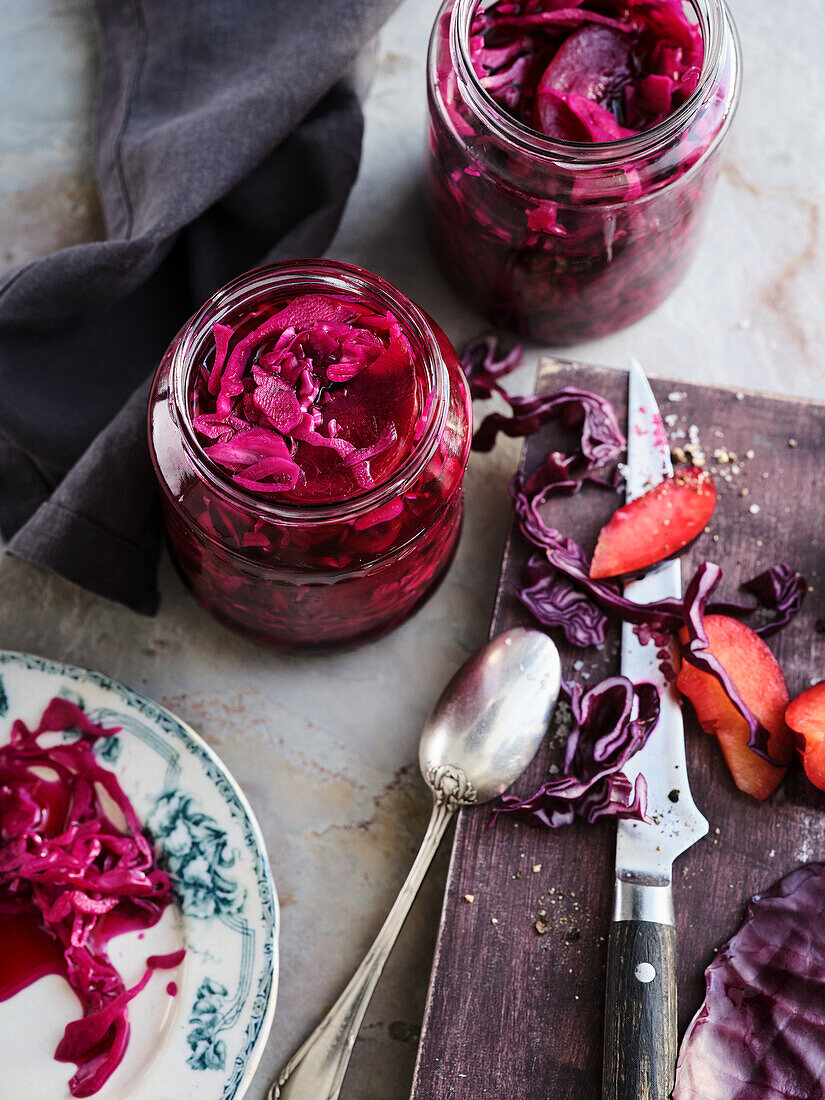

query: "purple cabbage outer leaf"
xmin=492 ymin=676 xmax=660 ymax=828
xmin=673 ymin=862 xmax=825 ymax=1100
xmin=680 ymin=562 xmax=794 ymax=768
xmin=460 ymin=334 xmax=524 ymax=400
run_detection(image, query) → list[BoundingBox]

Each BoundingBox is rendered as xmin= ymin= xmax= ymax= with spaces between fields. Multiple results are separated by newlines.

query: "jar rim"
xmin=168 ymin=259 xmax=450 ymax=524
xmin=448 ymin=0 xmax=736 ymax=165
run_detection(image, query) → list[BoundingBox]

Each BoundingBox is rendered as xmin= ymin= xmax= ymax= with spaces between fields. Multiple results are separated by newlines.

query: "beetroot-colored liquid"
xmin=0 ymin=913 xmax=68 ymax=1001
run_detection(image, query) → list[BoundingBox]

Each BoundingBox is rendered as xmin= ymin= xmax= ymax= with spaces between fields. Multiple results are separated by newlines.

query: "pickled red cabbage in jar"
xmin=192 ymin=293 xmax=424 ymax=504
xmin=426 ymin=0 xmax=741 ymax=342
xmin=149 ymin=261 xmax=472 ymax=650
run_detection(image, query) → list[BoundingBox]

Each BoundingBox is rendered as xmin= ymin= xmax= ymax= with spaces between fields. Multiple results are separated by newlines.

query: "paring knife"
xmin=601 ymin=359 xmax=708 ymax=1100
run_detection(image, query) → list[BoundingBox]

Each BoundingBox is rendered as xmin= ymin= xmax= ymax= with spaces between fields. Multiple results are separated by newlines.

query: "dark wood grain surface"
xmin=410 ymin=359 xmax=825 ymax=1099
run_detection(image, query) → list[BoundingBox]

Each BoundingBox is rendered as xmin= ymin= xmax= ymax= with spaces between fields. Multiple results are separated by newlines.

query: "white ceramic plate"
xmin=0 ymin=651 xmax=278 ymax=1100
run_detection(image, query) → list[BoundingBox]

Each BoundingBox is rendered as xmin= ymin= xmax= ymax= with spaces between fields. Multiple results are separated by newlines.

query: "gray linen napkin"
xmin=0 ymin=0 xmax=401 ymax=613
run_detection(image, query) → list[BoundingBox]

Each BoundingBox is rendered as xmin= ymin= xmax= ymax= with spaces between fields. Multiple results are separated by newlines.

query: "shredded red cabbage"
xmin=492 ymin=677 xmax=659 ymax=828
xmin=460 ymin=333 xmax=524 ymax=400
xmin=741 ymin=564 xmax=809 ymax=639
xmin=193 ymin=293 xmax=420 ymax=502
xmin=0 ymin=699 xmax=180 ymax=1097
xmin=473 ymin=382 xmax=626 ymax=463
xmin=471 ymin=0 xmax=703 ymax=140
xmin=674 ymin=862 xmax=825 ymax=1100
xmin=520 ymin=551 xmax=610 ymax=648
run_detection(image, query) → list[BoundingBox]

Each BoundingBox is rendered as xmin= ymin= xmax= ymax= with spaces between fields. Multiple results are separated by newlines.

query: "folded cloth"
xmin=0 ymin=0 xmax=400 ymax=614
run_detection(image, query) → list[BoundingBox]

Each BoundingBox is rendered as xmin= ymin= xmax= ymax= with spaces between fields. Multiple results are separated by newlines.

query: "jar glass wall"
xmin=425 ymin=0 xmax=742 ymax=343
xmin=148 ymin=260 xmax=472 ymax=650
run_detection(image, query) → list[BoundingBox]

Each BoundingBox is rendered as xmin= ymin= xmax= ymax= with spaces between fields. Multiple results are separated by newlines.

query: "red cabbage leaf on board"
xmin=492 ymin=677 xmax=660 ymax=828
xmin=0 ymin=699 xmax=182 ymax=1097
xmin=673 ymin=862 xmax=825 ymax=1100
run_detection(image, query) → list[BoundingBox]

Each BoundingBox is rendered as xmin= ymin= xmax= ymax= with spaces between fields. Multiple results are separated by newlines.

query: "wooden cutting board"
xmin=410 ymin=358 xmax=825 ymax=1099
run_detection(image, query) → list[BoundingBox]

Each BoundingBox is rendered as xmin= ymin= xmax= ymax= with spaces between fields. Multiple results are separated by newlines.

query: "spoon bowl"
xmin=420 ymin=626 xmax=562 ymax=806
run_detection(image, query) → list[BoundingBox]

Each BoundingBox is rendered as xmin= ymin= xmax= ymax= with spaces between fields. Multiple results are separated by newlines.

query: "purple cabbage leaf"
xmin=674 ymin=862 xmax=825 ymax=1100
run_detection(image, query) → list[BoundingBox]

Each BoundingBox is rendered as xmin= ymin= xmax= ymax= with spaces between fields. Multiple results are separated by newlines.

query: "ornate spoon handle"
xmin=270 ymin=799 xmax=455 ymax=1100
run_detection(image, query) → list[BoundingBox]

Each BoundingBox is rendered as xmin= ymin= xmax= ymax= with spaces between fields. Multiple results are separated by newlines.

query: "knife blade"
xmin=602 ymin=359 xmax=708 ymax=1100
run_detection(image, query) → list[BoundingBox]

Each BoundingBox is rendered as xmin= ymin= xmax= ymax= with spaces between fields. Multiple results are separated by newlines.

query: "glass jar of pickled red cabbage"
xmin=426 ymin=0 xmax=742 ymax=343
xmin=148 ymin=260 xmax=472 ymax=650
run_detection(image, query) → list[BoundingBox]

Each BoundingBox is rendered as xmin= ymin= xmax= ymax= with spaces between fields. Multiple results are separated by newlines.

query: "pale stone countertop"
xmin=0 ymin=1 xmax=823 ymax=1097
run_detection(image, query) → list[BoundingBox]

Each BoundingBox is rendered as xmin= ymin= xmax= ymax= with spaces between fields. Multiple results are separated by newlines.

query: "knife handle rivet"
xmin=634 ymin=962 xmax=656 ymax=984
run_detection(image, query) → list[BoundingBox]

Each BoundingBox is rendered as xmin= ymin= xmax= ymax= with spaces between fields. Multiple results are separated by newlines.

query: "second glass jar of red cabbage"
xmin=426 ymin=0 xmax=742 ymax=343
xmin=148 ymin=260 xmax=472 ymax=650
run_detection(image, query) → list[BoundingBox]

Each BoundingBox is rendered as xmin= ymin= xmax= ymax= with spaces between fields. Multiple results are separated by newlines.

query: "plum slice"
xmin=676 ymin=615 xmax=793 ymax=801
xmin=590 ymin=466 xmax=717 ymax=580
xmin=786 ymin=681 xmax=825 ymax=791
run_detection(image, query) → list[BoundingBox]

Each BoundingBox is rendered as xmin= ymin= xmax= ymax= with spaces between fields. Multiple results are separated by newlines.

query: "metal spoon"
xmin=270 ymin=626 xmax=561 ymax=1100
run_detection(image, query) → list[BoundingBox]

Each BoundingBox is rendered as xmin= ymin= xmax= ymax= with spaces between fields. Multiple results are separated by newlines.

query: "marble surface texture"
xmin=0 ymin=1 xmax=823 ymax=1097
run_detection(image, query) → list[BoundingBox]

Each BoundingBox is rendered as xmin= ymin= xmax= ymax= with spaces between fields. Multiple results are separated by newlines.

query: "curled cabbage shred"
xmin=492 ymin=676 xmax=660 ymax=827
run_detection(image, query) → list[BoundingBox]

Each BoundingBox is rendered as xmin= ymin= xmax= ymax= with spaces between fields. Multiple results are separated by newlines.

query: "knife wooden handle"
xmin=602 ymin=919 xmax=677 ymax=1100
